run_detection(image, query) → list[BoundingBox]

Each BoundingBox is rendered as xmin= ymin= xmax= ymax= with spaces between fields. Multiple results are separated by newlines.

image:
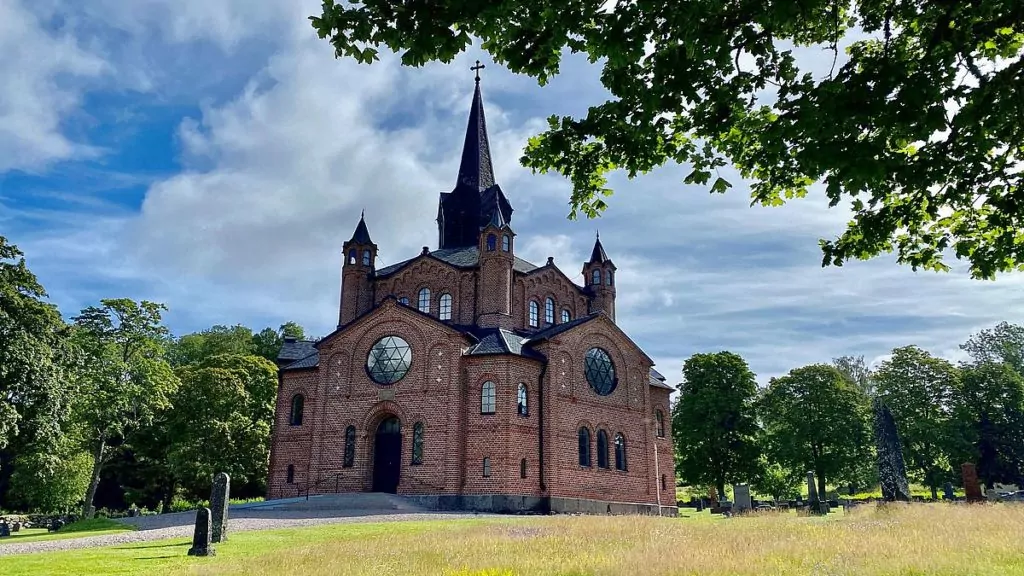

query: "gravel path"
xmin=0 ymin=510 xmax=490 ymax=557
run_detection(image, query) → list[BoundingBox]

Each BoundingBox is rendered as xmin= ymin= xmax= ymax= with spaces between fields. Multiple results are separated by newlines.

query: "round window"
xmin=366 ymin=336 xmax=412 ymax=385
xmin=584 ymin=347 xmax=616 ymax=395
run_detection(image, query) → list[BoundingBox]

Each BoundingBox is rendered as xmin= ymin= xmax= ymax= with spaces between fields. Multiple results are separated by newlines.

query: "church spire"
xmin=589 ymin=232 xmax=610 ymax=264
xmin=349 ymin=211 xmax=373 ymax=244
xmin=456 ymin=64 xmax=495 ymax=192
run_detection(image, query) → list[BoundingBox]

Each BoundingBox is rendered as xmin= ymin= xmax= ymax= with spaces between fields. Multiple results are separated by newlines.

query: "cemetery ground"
xmin=3 ymin=504 xmax=1024 ymax=575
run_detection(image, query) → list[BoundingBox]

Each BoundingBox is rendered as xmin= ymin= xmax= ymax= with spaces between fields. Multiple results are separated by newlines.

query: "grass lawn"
xmin=5 ymin=504 xmax=1024 ymax=576
xmin=1 ymin=518 xmax=133 ymax=545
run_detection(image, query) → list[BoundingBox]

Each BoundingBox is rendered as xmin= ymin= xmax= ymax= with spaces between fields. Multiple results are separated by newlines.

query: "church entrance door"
xmin=372 ymin=416 xmax=401 ymax=493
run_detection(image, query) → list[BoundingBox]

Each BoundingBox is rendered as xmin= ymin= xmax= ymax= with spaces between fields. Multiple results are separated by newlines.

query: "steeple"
xmin=349 ymin=210 xmax=373 ymax=244
xmin=589 ymin=232 xmax=610 ymax=264
xmin=456 ymin=76 xmax=495 ymax=192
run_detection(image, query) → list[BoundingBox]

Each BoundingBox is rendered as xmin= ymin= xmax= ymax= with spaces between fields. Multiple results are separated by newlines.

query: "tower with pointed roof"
xmin=340 ymin=212 xmax=377 ymax=326
xmin=583 ymin=233 xmax=616 ymax=321
xmin=477 ymin=190 xmax=516 ymax=329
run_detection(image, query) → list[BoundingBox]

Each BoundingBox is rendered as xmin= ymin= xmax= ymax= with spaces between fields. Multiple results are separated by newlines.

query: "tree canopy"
xmin=311 ymin=0 xmax=1023 ymax=279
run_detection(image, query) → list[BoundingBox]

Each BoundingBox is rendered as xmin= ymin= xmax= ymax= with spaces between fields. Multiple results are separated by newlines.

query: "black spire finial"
xmin=471 ymin=60 xmax=485 ymax=83
xmin=589 ymin=233 xmax=609 ymax=264
xmin=349 ymin=212 xmax=373 ymax=245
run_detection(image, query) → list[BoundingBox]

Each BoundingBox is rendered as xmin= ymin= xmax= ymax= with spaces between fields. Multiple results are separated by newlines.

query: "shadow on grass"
xmin=116 ymin=542 xmax=190 ymax=550
xmin=135 ymin=554 xmax=180 ymax=560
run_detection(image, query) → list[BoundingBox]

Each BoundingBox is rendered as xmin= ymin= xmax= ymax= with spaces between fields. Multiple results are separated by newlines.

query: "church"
xmin=267 ymin=73 xmax=676 ymax=515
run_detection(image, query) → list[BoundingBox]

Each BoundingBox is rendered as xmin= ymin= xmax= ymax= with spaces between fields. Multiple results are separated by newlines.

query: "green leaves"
xmin=310 ymin=0 xmax=1024 ymax=279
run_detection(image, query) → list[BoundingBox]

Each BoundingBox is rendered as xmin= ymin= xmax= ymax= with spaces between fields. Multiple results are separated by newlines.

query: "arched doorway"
xmin=372 ymin=416 xmax=401 ymax=493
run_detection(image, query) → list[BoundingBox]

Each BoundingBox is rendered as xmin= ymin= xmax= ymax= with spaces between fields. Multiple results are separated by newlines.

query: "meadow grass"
xmin=5 ymin=503 xmax=1024 ymax=576
xmin=1 ymin=518 xmax=132 ymax=545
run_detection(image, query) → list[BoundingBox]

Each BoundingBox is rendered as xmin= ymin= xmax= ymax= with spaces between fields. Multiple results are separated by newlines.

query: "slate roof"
xmin=349 ymin=212 xmax=373 ymax=244
xmin=375 ymin=246 xmax=538 ymax=278
xmin=649 ymin=368 xmax=674 ymax=390
xmin=465 ymin=328 xmax=544 ymax=360
xmin=282 ymin=351 xmax=320 ymax=371
xmin=589 ymin=235 xmax=610 ymax=264
xmin=521 ymin=313 xmax=602 ymax=344
xmin=277 ymin=339 xmax=317 ymax=363
xmin=457 ymin=80 xmax=495 ymax=193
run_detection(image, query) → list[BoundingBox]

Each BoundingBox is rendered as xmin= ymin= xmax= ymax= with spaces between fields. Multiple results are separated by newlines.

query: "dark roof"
xmin=277 ymin=339 xmax=317 ymax=363
xmin=282 ymin=351 xmax=320 ymax=371
xmin=521 ymin=313 xmax=601 ymax=344
xmin=589 ymin=234 xmax=610 ymax=264
xmin=649 ymin=370 xmax=674 ymax=390
xmin=348 ymin=212 xmax=373 ymax=244
xmin=466 ymin=328 xmax=544 ymax=360
xmin=457 ymin=80 xmax=495 ymax=193
xmin=376 ymin=246 xmax=538 ymax=278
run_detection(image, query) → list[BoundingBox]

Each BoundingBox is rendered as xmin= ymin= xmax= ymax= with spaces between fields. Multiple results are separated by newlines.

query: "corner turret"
xmin=582 ymin=232 xmax=616 ymax=322
xmin=339 ymin=212 xmax=377 ymax=326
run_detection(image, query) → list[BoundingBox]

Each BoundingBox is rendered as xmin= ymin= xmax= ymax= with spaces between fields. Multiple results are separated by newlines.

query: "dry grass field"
xmin=6 ymin=503 xmax=1024 ymax=576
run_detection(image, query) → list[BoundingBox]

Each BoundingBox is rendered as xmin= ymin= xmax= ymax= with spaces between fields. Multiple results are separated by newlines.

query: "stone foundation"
xmin=405 ymin=493 xmax=678 ymax=516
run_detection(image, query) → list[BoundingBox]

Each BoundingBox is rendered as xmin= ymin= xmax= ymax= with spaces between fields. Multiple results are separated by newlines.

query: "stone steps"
xmin=240 ymin=493 xmax=428 ymax=513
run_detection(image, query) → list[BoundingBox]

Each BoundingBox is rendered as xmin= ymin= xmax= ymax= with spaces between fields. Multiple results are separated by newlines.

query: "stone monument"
xmin=943 ymin=482 xmax=955 ymax=501
xmin=806 ymin=471 xmax=818 ymax=504
xmin=733 ymin=483 xmax=752 ymax=513
xmin=0 ymin=521 xmax=10 ymax=538
xmin=873 ymin=399 xmax=911 ymax=502
xmin=210 ymin=472 xmax=230 ymax=543
xmin=187 ymin=508 xmax=216 ymax=557
xmin=961 ymin=463 xmax=984 ymax=502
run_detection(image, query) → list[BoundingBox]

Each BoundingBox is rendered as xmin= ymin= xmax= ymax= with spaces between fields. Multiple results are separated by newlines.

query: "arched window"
xmin=520 ymin=458 xmax=527 ymax=478
xmin=362 ymin=249 xmax=371 ymax=266
xmin=398 ymin=296 xmax=409 ymax=305
xmin=596 ymin=429 xmax=609 ymax=469
xmin=655 ymin=410 xmax=665 ymax=437
xmin=615 ymin=433 xmax=627 ymax=471
xmin=561 ymin=309 xmax=571 ymax=323
xmin=481 ymin=381 xmax=496 ymax=414
xmin=348 ymin=249 xmax=357 ymax=265
xmin=286 ymin=464 xmax=295 ymax=484
xmin=592 ymin=269 xmax=601 ymax=285
xmin=486 ymin=234 xmax=497 ymax=251
xmin=517 ymin=383 xmax=528 ymax=417
xmin=439 ymin=293 xmax=453 ymax=321
xmin=528 ymin=301 xmax=539 ymax=327
xmin=411 ymin=422 xmax=424 ymax=465
xmin=289 ymin=394 xmax=304 ymax=426
xmin=607 ymin=270 xmax=614 ymax=285
xmin=578 ymin=427 xmax=591 ymax=467
xmin=343 ymin=426 xmax=356 ymax=467
xmin=482 ymin=457 xmax=491 ymax=477
xmin=418 ymin=287 xmax=431 ymax=313
xmin=544 ymin=297 xmax=555 ymax=324
xmin=502 ymin=235 xmax=510 ymax=252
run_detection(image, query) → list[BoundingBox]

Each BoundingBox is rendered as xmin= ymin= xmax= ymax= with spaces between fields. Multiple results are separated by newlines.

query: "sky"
xmin=1 ymin=0 xmax=1020 ymax=385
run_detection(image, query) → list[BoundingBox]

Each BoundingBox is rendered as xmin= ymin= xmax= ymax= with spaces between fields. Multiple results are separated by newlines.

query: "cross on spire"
xmin=471 ymin=60 xmax=485 ymax=83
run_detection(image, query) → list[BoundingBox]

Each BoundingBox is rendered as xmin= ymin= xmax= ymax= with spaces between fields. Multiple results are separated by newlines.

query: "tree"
xmin=8 ymin=437 xmax=92 ymax=513
xmin=759 ymin=364 xmax=873 ymax=499
xmin=167 ymin=324 xmax=256 ymax=368
xmin=72 ymin=299 xmax=179 ymax=517
xmin=961 ymin=322 xmax=1024 ymax=375
xmin=672 ymin=352 xmax=762 ymax=498
xmin=952 ymin=361 xmax=1024 ymax=487
xmin=873 ymin=346 xmax=959 ymax=499
xmin=311 ymin=1 xmax=1024 ymax=279
xmin=251 ymin=322 xmax=307 ymax=363
xmin=833 ymin=355 xmax=875 ymax=397
xmin=752 ymin=460 xmax=800 ymax=503
xmin=164 ymin=354 xmax=278 ymax=498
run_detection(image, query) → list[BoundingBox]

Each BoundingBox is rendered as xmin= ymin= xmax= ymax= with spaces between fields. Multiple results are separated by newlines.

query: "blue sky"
xmin=2 ymin=0 xmax=1020 ymax=384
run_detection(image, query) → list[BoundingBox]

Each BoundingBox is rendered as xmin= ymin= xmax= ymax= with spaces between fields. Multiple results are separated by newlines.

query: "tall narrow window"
xmin=418 ymin=287 xmax=431 ymax=313
xmin=348 ymin=249 xmax=357 ymax=265
xmin=597 ymin=429 xmax=609 ymax=469
xmin=607 ymin=270 xmax=614 ymax=285
xmin=520 ymin=458 xmax=527 ymax=478
xmin=561 ymin=309 xmax=571 ymax=323
xmin=578 ymin=427 xmax=591 ymax=467
xmin=439 ymin=293 xmax=453 ymax=320
xmin=289 ymin=394 xmax=304 ymax=426
xmin=655 ymin=410 xmax=665 ymax=437
xmin=528 ymin=301 xmax=539 ymax=327
xmin=481 ymin=381 xmax=496 ymax=414
xmin=362 ymin=249 xmax=371 ymax=266
xmin=502 ymin=235 xmax=510 ymax=252
xmin=483 ymin=457 xmax=491 ymax=477
xmin=517 ymin=383 xmax=528 ymax=417
xmin=411 ymin=422 xmax=424 ymax=465
xmin=544 ymin=297 xmax=555 ymax=324
xmin=592 ymin=269 xmax=601 ymax=285
xmin=286 ymin=465 xmax=295 ymax=484
xmin=343 ymin=426 xmax=356 ymax=467
xmin=486 ymin=234 xmax=497 ymax=251
xmin=615 ymin=433 xmax=627 ymax=471
xmin=661 ymin=475 xmax=667 ymax=491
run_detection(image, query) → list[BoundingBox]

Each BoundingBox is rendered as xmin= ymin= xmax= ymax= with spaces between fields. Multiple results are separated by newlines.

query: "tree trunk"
xmin=817 ymin=471 xmax=827 ymax=505
xmin=930 ymin=482 xmax=938 ymax=501
xmin=716 ymin=480 xmax=725 ymax=503
xmin=82 ymin=439 xmax=106 ymax=518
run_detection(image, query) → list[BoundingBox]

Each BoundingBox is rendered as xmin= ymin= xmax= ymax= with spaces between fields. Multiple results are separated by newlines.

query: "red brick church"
xmin=267 ymin=75 xmax=676 ymax=514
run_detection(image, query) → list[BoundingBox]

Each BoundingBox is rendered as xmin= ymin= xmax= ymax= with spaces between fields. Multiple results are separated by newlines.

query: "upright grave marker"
xmin=211 ymin=472 xmax=230 ymax=543
xmin=187 ymin=508 xmax=216 ymax=557
xmin=733 ymin=484 xmax=752 ymax=513
xmin=873 ymin=399 xmax=910 ymax=502
xmin=962 ymin=463 xmax=984 ymax=502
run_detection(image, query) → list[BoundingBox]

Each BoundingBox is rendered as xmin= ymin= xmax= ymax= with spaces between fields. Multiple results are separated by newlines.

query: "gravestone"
xmin=733 ymin=484 xmax=752 ymax=513
xmin=695 ymin=499 xmax=704 ymax=512
xmin=187 ymin=508 xmax=216 ymax=557
xmin=708 ymin=486 xmax=719 ymax=507
xmin=0 ymin=521 xmax=10 ymax=538
xmin=806 ymin=471 xmax=818 ymax=504
xmin=873 ymin=399 xmax=911 ymax=502
xmin=943 ymin=482 xmax=955 ymax=500
xmin=962 ymin=463 xmax=984 ymax=502
xmin=210 ymin=472 xmax=230 ymax=543
xmin=11 ymin=521 xmax=21 ymax=532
